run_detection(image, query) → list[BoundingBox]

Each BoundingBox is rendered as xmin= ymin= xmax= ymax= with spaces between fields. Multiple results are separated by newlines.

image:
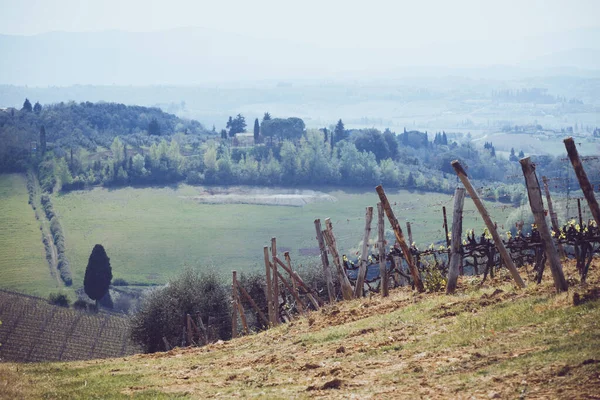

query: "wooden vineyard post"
xmin=274 ymin=255 xmax=322 ymax=309
xmin=446 ymin=187 xmax=465 ymax=294
xmin=520 ymin=158 xmax=568 ymax=292
xmin=406 ymin=222 xmax=413 ymax=246
xmin=162 ymin=337 xmax=171 ymax=351
xmin=578 ymin=198 xmax=583 ymax=227
xmin=314 ymin=219 xmax=335 ymax=303
xmin=355 ymin=207 xmax=374 ymax=298
xmin=443 ymin=206 xmax=450 ymax=247
xmin=263 ymin=246 xmax=275 ymax=326
xmin=284 ymin=252 xmax=304 ymax=313
xmin=186 ymin=314 xmax=194 ymax=346
xmin=542 ymin=176 xmax=566 ymax=259
xmin=451 ymin=160 xmax=526 ymax=288
xmin=323 ymin=218 xmax=355 ymax=300
xmin=377 ymin=203 xmax=389 ymax=297
xmin=564 ymin=137 xmax=600 ymax=227
xmin=232 ymin=271 xmax=238 ymax=339
xmin=376 ymin=185 xmax=425 ymax=292
xmin=271 ymin=238 xmax=280 ymax=326
xmin=273 ymin=268 xmax=307 ymax=315
xmin=237 ymin=283 xmax=269 ymax=327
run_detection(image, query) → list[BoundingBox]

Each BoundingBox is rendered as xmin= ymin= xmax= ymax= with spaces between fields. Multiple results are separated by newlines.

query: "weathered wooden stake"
xmin=274 ymin=268 xmax=307 ymax=315
xmin=274 ymin=256 xmax=322 ymax=307
xmin=377 ymin=203 xmax=389 ymax=297
xmin=263 ymin=246 xmax=275 ymax=326
xmin=232 ymin=271 xmax=238 ymax=339
xmin=446 ymin=187 xmax=465 ymax=294
xmin=451 ymin=160 xmax=526 ymax=288
xmin=355 ymin=207 xmax=374 ymax=297
xmin=186 ymin=314 xmax=194 ymax=346
xmin=162 ymin=336 xmax=171 ymax=351
xmin=314 ymin=219 xmax=335 ymax=303
xmin=542 ymin=176 xmax=566 ymax=259
xmin=376 ymin=185 xmax=425 ymax=292
xmin=271 ymin=238 xmax=280 ymax=326
xmin=293 ymin=271 xmax=321 ymax=309
xmin=232 ymin=271 xmax=249 ymax=335
xmin=578 ymin=198 xmax=583 ymax=227
xmin=406 ymin=222 xmax=413 ymax=245
xmin=443 ymin=206 xmax=450 ymax=247
xmin=564 ymin=137 xmax=600 ymax=227
xmin=323 ymin=218 xmax=355 ymax=300
xmin=237 ymin=283 xmax=269 ymax=327
xmin=520 ymin=157 xmax=568 ymax=292
xmin=284 ymin=252 xmax=304 ymax=314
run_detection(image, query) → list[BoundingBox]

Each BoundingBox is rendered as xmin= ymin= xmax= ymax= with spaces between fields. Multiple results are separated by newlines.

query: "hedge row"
xmin=40 ymin=195 xmax=72 ymax=286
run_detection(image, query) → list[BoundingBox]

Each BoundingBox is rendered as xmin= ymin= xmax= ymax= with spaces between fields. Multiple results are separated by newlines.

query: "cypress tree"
xmin=84 ymin=244 xmax=113 ymax=307
xmin=40 ymin=125 xmax=47 ymax=155
xmin=253 ymin=118 xmax=260 ymax=143
xmin=22 ymin=98 xmax=32 ymax=112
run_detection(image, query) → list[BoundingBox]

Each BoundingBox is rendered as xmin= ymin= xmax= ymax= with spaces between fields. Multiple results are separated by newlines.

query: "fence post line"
xmin=451 ymin=160 xmax=526 ymax=288
xmin=564 ymin=137 xmax=600 ymax=227
xmin=377 ymin=203 xmax=389 ymax=297
xmin=314 ymin=219 xmax=335 ymax=303
xmin=232 ymin=271 xmax=238 ymax=339
xmin=376 ymin=185 xmax=425 ymax=292
xmin=263 ymin=246 xmax=275 ymax=326
xmin=542 ymin=176 xmax=566 ymax=259
xmin=446 ymin=187 xmax=465 ymax=294
xmin=355 ymin=207 xmax=374 ymax=298
xmin=520 ymin=157 xmax=568 ymax=292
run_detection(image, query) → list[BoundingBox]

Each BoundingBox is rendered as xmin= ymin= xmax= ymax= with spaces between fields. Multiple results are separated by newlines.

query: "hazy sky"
xmin=1 ymin=0 xmax=599 ymax=49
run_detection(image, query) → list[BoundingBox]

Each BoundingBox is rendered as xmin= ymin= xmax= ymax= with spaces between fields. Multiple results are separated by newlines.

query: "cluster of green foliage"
xmin=48 ymin=292 xmax=70 ymax=307
xmin=130 ymin=268 xmax=231 ymax=353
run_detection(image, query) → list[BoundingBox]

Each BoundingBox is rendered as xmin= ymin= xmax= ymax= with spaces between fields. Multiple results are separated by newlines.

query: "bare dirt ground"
xmin=181 ymin=186 xmax=337 ymax=207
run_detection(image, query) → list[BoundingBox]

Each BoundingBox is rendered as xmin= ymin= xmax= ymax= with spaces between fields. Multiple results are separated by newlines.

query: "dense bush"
xmin=48 ymin=292 xmax=70 ymax=307
xmin=112 ymin=278 xmax=129 ymax=286
xmin=73 ymin=299 xmax=90 ymax=310
xmin=130 ymin=268 xmax=231 ymax=353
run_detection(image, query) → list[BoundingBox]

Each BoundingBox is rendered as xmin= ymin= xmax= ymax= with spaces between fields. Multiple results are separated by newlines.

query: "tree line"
xmin=2 ymin=99 xmax=580 ymax=204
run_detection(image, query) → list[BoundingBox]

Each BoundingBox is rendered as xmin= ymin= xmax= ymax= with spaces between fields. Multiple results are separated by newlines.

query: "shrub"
xmin=73 ymin=299 xmax=89 ymax=310
xmin=422 ymin=262 xmax=447 ymax=293
xmin=130 ymin=268 xmax=231 ymax=353
xmin=48 ymin=292 xmax=70 ymax=307
xmin=112 ymin=278 xmax=129 ymax=286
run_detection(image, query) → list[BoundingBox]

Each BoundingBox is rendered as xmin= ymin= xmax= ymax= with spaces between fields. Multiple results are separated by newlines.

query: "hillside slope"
xmin=2 ymin=261 xmax=599 ymax=399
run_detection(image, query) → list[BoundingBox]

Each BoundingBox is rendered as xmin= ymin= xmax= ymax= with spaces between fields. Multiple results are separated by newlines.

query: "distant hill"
xmin=1 ymin=27 xmax=600 ymax=86
xmin=0 ymin=101 xmax=208 ymax=171
xmin=0 ymin=289 xmax=140 ymax=362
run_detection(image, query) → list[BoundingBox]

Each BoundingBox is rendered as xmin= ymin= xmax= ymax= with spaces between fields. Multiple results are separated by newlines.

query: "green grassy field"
xmin=0 ymin=174 xmax=58 ymax=296
xmin=51 ymin=184 xmax=517 ymax=288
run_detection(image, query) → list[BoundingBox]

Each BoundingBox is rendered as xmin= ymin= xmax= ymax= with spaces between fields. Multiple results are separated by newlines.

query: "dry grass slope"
xmin=1 ymin=260 xmax=599 ymax=399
